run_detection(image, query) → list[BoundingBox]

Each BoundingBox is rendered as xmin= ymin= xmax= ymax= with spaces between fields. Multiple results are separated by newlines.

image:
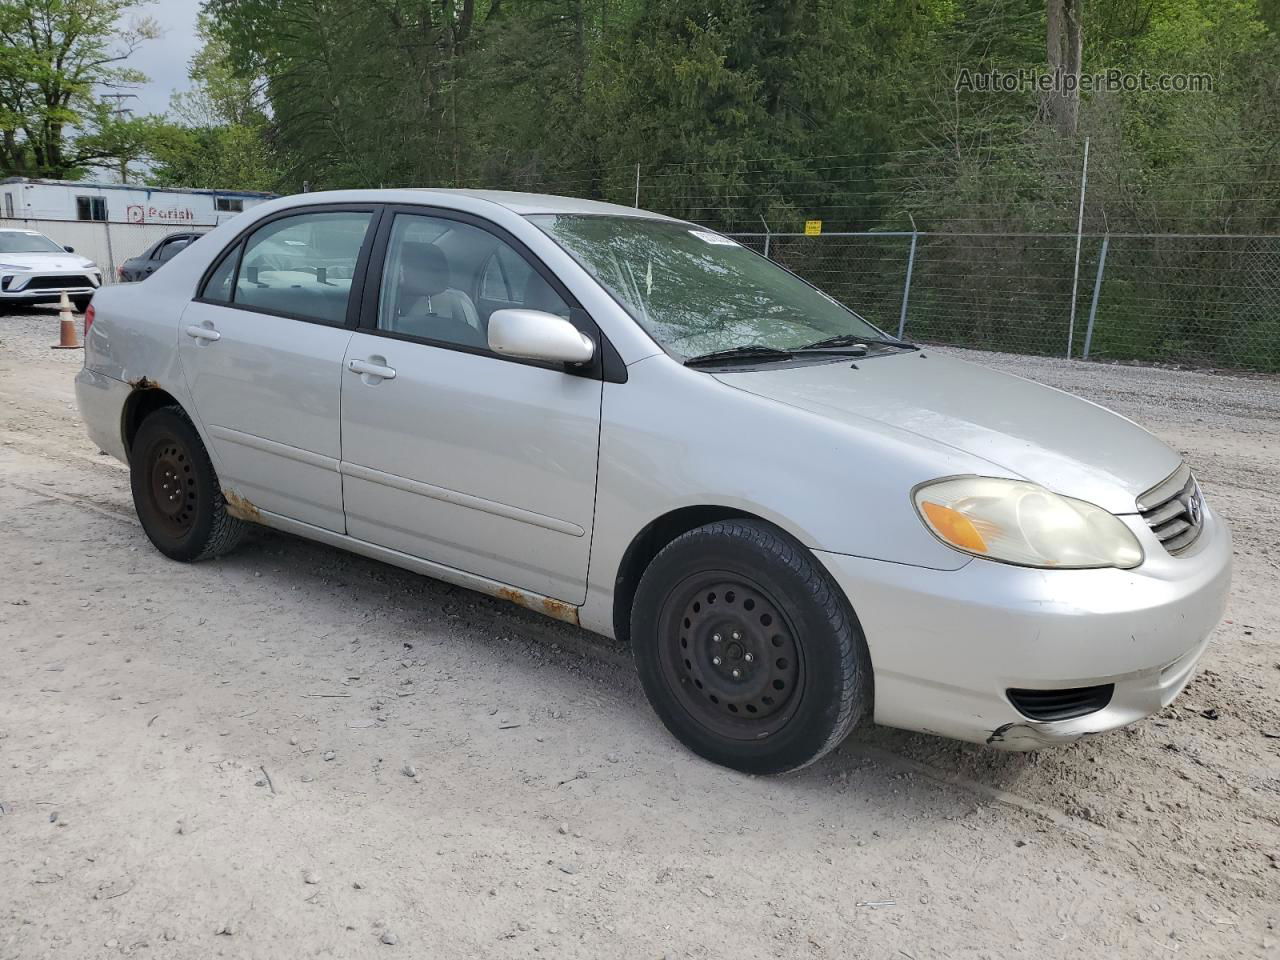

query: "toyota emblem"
xmin=1187 ymin=486 xmax=1203 ymax=526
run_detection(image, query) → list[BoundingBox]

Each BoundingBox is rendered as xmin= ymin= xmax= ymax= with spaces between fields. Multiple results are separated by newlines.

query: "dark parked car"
xmin=117 ymin=232 xmax=205 ymax=282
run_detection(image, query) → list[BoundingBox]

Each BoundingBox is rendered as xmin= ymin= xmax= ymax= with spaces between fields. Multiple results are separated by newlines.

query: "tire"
xmin=72 ymin=297 xmax=91 ymax=313
xmin=631 ymin=519 xmax=872 ymax=775
xmin=129 ymin=406 xmax=246 ymax=562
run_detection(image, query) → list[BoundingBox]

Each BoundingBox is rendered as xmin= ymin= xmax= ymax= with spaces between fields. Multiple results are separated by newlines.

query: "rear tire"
xmin=129 ymin=406 xmax=246 ymax=561
xmin=631 ymin=519 xmax=872 ymax=775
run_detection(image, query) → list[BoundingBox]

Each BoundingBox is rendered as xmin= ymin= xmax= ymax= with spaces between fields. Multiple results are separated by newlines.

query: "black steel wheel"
xmin=632 ymin=519 xmax=872 ymax=774
xmin=658 ymin=573 xmax=804 ymax=740
xmin=144 ymin=439 xmax=199 ymax=538
xmin=129 ymin=406 xmax=246 ymax=562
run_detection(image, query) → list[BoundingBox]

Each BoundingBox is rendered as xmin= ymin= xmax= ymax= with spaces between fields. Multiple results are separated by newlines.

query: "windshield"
xmin=0 ymin=231 xmax=64 ymax=254
xmin=528 ymin=215 xmax=884 ymax=358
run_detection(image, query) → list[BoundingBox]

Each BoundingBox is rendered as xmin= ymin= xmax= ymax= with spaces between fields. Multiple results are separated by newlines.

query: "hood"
xmin=0 ymin=251 xmax=97 ymax=271
xmin=714 ymin=352 xmax=1180 ymax=514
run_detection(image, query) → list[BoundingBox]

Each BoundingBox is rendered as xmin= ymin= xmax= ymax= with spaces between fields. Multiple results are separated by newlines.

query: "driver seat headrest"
xmin=400 ymin=241 xmax=451 ymax=297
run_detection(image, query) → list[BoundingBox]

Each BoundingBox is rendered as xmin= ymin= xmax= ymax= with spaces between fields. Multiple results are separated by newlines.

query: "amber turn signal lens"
xmin=920 ymin=501 xmax=988 ymax=553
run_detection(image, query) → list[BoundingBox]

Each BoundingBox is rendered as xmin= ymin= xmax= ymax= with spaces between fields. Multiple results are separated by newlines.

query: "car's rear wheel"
xmin=631 ymin=519 xmax=872 ymax=774
xmin=129 ymin=406 xmax=246 ymax=561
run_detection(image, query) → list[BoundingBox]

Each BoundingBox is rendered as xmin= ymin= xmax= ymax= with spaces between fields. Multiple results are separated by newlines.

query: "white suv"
xmin=0 ymin=227 xmax=102 ymax=312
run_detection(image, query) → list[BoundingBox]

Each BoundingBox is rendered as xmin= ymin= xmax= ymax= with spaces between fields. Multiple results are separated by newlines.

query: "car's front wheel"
xmin=129 ymin=406 xmax=246 ymax=562
xmin=631 ymin=519 xmax=872 ymax=774
xmin=72 ymin=296 xmax=91 ymax=313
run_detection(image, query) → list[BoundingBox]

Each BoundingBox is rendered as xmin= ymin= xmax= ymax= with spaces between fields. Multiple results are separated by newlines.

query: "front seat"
xmin=393 ymin=242 xmax=483 ymax=346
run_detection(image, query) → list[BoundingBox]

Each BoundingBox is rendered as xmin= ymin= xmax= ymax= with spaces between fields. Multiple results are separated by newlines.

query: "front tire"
xmin=72 ymin=296 xmax=91 ymax=313
xmin=129 ymin=406 xmax=246 ymax=561
xmin=631 ymin=519 xmax=872 ymax=775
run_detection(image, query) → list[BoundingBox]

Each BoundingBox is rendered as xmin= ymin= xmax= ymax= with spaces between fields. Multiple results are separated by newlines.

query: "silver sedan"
xmin=74 ymin=190 xmax=1232 ymax=773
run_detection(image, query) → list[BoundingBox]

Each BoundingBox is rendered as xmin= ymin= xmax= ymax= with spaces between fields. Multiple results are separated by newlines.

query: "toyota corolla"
xmin=74 ymin=190 xmax=1232 ymax=773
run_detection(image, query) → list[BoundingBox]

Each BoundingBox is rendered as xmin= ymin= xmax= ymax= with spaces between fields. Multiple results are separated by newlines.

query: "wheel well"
xmin=121 ymin=385 xmax=183 ymax=461
xmin=612 ymin=506 xmax=770 ymax=644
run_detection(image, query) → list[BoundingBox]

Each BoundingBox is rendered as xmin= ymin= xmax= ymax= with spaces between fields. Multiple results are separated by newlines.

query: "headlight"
xmin=913 ymin=477 xmax=1143 ymax=569
xmin=0 ymin=263 xmax=31 ymax=271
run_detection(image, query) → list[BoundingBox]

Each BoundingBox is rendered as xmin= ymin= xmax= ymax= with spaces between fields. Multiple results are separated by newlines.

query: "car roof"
xmin=403 ymin=189 xmax=679 ymax=221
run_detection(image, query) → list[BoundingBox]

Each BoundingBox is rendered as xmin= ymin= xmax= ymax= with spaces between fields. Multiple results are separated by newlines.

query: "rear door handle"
xmin=348 ymin=358 xmax=396 ymax=381
xmin=185 ymin=324 xmax=220 ymax=342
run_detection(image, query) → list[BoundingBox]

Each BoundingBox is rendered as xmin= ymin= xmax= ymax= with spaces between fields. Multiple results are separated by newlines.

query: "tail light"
xmin=83 ymin=303 xmax=95 ymax=338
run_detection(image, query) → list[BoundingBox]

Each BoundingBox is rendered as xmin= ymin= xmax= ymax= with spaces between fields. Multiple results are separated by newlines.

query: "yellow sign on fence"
xmin=804 ymin=219 xmax=823 ymax=236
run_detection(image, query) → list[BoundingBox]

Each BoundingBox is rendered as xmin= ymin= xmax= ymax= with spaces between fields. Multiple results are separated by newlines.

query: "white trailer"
xmin=0 ymin=177 xmax=274 ymax=225
xmin=0 ymin=178 xmax=277 ymax=283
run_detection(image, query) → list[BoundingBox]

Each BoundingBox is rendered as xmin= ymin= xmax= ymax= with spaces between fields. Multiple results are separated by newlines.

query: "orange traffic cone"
xmin=51 ymin=291 xmax=82 ymax=350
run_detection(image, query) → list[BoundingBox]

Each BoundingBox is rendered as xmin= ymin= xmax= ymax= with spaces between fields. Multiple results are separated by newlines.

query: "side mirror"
xmin=488 ymin=309 xmax=595 ymax=365
xmin=63 ymin=245 xmax=75 ymax=253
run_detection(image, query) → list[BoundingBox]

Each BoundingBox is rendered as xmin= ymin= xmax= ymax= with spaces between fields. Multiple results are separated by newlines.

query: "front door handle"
xmin=185 ymin=324 xmax=220 ymax=342
xmin=348 ymin=358 xmax=396 ymax=381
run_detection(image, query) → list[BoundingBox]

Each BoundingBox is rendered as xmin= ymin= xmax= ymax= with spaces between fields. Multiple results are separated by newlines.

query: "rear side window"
xmin=220 ymin=211 xmax=373 ymax=325
xmin=157 ymin=237 xmax=192 ymax=262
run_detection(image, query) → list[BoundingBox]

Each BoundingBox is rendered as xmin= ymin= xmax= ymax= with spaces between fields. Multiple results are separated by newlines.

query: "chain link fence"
xmin=480 ymin=138 xmax=1280 ymax=373
xmin=726 ymin=230 xmax=1280 ymax=371
xmin=8 ymin=152 xmax=1279 ymax=373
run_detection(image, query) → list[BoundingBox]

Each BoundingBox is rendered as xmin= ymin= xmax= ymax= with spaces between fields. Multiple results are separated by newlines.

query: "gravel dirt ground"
xmin=1 ymin=307 xmax=1277 ymax=959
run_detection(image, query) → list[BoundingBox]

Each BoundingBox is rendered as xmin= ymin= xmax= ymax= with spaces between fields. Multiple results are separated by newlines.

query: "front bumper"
xmin=1 ymin=271 xmax=100 ymax=303
xmin=816 ymin=506 xmax=1232 ymax=749
xmin=0 ymin=291 xmax=94 ymax=305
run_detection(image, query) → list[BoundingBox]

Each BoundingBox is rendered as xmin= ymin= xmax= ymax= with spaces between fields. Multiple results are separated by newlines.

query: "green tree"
xmin=207 ymin=0 xmax=497 ymax=190
xmin=0 ymin=0 xmax=159 ymax=177
xmin=149 ymin=16 xmax=279 ymax=191
xmin=594 ymin=0 xmax=935 ymax=229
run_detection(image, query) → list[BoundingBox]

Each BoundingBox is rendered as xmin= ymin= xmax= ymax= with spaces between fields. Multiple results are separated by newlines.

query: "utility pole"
xmin=102 ymin=93 xmax=138 ymax=183
xmin=1066 ymin=137 xmax=1090 ymax=358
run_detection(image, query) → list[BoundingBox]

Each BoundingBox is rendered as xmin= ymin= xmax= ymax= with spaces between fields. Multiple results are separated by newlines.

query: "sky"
xmin=119 ymin=0 xmax=203 ymax=117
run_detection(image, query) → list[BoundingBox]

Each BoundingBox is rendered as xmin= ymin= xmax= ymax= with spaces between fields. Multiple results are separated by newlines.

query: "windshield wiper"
xmin=801 ymin=333 xmax=917 ymax=352
xmin=684 ymin=344 xmax=798 ymax=367
xmin=685 ymin=338 xmax=893 ymax=368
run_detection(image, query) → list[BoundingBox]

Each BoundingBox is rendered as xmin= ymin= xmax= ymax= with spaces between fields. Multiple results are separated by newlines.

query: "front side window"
xmin=529 ymin=215 xmax=883 ymax=359
xmin=377 ymin=213 xmax=569 ymax=350
xmin=481 ymin=245 xmax=533 ymax=304
xmin=233 ymin=211 xmax=372 ymax=324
